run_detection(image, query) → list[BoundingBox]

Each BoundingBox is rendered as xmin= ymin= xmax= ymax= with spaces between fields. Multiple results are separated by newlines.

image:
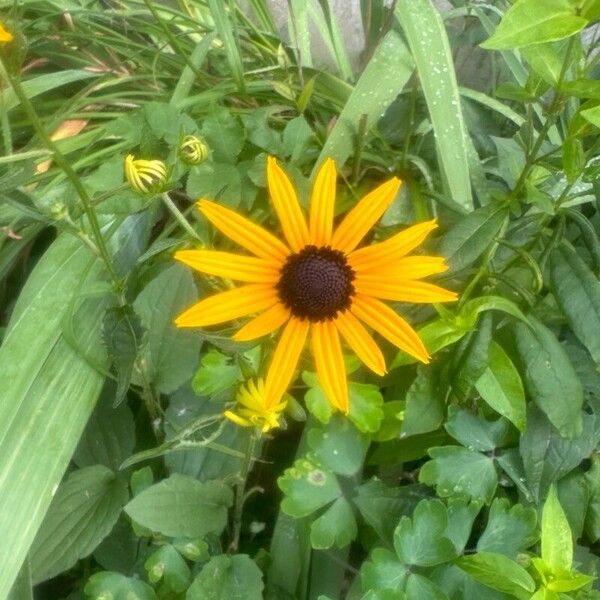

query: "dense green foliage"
xmin=1 ymin=1 xmax=600 ymax=599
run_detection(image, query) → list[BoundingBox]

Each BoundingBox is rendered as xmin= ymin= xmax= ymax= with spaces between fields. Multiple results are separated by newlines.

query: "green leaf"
xmin=282 ymin=116 xmax=315 ymax=164
xmin=513 ymin=315 xmax=583 ymax=438
xmin=31 ymin=466 xmax=128 ymax=583
xmin=481 ymin=0 xmax=588 ymax=50
xmin=200 ymin=106 xmax=246 ymax=163
xmin=477 ymin=498 xmax=538 ymax=557
xmin=445 ymin=498 xmax=482 ymax=553
xmin=192 ymin=350 xmax=242 ymax=398
xmin=405 ymin=573 xmax=449 ymax=599
xmin=396 ymin=0 xmax=473 ymax=210
xmin=124 ymin=474 xmax=233 ymax=538
xmin=541 ymin=485 xmax=573 ymax=572
xmin=585 ymin=455 xmax=600 ymax=542
xmin=315 ymin=29 xmax=413 ymax=169
xmin=562 ymin=137 xmax=586 ymax=183
xmin=307 ymin=417 xmax=367 ymax=476
xmin=145 ymin=545 xmax=191 ymax=593
xmin=548 ymin=244 xmax=600 ymax=364
xmin=186 ymin=161 xmax=244 ymax=207
xmin=84 ymin=571 xmax=156 ymax=600
xmin=456 ymin=552 xmax=535 ymax=597
xmin=310 ymin=497 xmax=357 ymax=549
xmin=361 ymin=548 xmax=409 ymax=592
xmin=439 ymin=205 xmax=508 ymax=271
xmin=401 ymin=366 xmax=444 ymax=437
xmin=278 ymin=457 xmax=342 ymax=518
xmin=445 ymin=407 xmax=511 ymax=452
xmin=580 ymin=104 xmax=600 ymax=128
xmin=134 ymin=264 xmax=201 ymax=394
xmin=476 ymin=341 xmax=527 ymax=431
xmin=419 ymin=447 xmax=497 ymax=504
xmin=394 ymin=500 xmax=458 ymax=567
xmin=187 ymin=554 xmax=264 ymax=599
xmin=73 ymin=386 xmax=136 ymax=471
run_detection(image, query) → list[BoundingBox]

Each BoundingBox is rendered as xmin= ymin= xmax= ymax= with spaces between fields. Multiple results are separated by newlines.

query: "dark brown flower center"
xmin=277 ymin=245 xmax=355 ymax=322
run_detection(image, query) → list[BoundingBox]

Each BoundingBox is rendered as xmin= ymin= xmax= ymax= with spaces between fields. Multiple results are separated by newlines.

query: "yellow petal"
xmin=348 ymin=219 xmax=438 ymax=271
xmin=335 ymin=310 xmax=386 ymax=376
xmin=312 ymin=321 xmax=348 ymax=413
xmin=354 ymin=278 xmax=458 ymax=303
xmin=233 ymin=303 xmax=291 ymax=341
xmin=264 ymin=318 xmax=309 ymax=407
xmin=174 ymin=284 xmax=277 ymax=328
xmin=309 ymin=158 xmax=336 ymax=245
xmin=175 ymin=249 xmax=281 ymax=282
xmin=224 ymin=410 xmax=253 ymax=428
xmin=362 ymin=256 xmax=448 ymax=280
xmin=0 ymin=23 xmax=13 ymax=43
xmin=267 ymin=157 xmax=309 ymax=252
xmin=198 ymin=199 xmax=289 ymax=262
xmin=351 ymin=295 xmax=429 ymax=363
xmin=331 ymin=177 xmax=401 ymax=253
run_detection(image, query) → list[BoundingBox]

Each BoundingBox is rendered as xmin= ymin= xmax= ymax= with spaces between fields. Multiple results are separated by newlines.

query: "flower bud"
xmin=0 ymin=23 xmax=13 ymax=43
xmin=124 ymin=154 xmax=168 ymax=195
xmin=178 ymin=135 xmax=209 ymax=166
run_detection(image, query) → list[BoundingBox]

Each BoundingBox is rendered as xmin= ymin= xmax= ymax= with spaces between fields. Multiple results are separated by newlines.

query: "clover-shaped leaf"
xmin=310 ymin=497 xmax=357 ymax=550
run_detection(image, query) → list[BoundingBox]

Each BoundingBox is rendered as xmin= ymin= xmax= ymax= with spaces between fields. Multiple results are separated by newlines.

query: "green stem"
xmin=229 ymin=431 xmax=258 ymax=553
xmin=0 ymin=54 xmax=122 ymax=291
xmin=160 ymin=193 xmax=203 ymax=242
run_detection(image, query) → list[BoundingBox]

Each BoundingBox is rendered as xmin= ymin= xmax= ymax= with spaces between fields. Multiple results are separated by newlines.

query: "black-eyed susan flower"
xmin=0 ymin=23 xmax=13 ymax=43
xmin=224 ymin=379 xmax=286 ymax=433
xmin=179 ymin=134 xmax=209 ymax=166
xmin=124 ymin=154 xmax=168 ymax=194
xmin=175 ymin=157 xmax=457 ymax=413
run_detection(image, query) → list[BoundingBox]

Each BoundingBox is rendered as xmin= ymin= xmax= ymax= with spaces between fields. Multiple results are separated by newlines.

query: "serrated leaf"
xmin=477 ymin=498 xmax=538 ymax=557
xmin=394 ymin=500 xmax=458 ymax=567
xmin=84 ymin=571 xmax=156 ymax=600
xmin=200 ymin=106 xmax=245 ymax=163
xmin=186 ymin=554 xmax=264 ymax=600
xmin=278 ymin=457 xmax=342 ymax=518
xmin=419 ymin=447 xmax=497 ymax=504
xmin=124 ymin=474 xmax=232 ymax=537
xmin=476 ymin=341 xmax=526 ymax=431
xmin=134 ymin=264 xmax=201 ymax=394
xmin=481 ymin=0 xmax=588 ymax=50
xmin=31 ymin=466 xmax=128 ymax=583
xmin=542 ymin=485 xmax=573 ymax=572
xmin=310 ymin=497 xmax=357 ymax=549
xmin=513 ymin=315 xmax=583 ymax=438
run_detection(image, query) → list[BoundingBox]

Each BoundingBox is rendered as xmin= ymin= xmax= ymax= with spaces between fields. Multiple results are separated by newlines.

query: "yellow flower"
xmin=175 ymin=157 xmax=457 ymax=413
xmin=0 ymin=23 xmax=13 ymax=43
xmin=179 ymin=135 xmax=209 ymax=166
xmin=224 ymin=379 xmax=286 ymax=433
xmin=124 ymin=154 xmax=168 ymax=194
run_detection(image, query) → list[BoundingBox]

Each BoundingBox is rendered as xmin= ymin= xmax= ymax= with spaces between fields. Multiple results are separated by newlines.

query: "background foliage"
xmin=1 ymin=0 xmax=600 ymax=599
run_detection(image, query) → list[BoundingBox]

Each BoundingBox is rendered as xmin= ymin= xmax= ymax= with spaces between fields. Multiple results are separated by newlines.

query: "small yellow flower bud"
xmin=178 ymin=135 xmax=209 ymax=166
xmin=0 ymin=23 xmax=13 ymax=43
xmin=124 ymin=154 xmax=168 ymax=195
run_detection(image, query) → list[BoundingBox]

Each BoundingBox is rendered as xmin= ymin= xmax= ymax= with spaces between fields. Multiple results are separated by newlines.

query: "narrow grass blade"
xmin=247 ymin=0 xmax=278 ymax=35
xmin=396 ymin=0 xmax=473 ymax=210
xmin=207 ymin=0 xmax=246 ymax=93
xmin=0 ymin=233 xmax=112 ymax=598
xmin=289 ymin=0 xmax=313 ymax=67
xmin=315 ymin=29 xmax=413 ymax=172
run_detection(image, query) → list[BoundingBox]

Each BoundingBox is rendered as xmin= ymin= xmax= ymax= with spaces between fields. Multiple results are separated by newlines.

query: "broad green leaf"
xmin=361 ymin=548 xmax=409 ymax=592
xmin=315 ymin=29 xmax=413 ymax=170
xmin=561 ymin=79 xmax=600 ymax=98
xmin=477 ymin=499 xmax=538 ymax=557
xmin=521 ymin=41 xmax=566 ymax=85
xmin=557 ymin=470 xmax=589 ymax=538
xmin=445 ymin=498 xmax=482 ymax=553
xmin=401 ymin=366 xmax=444 ymax=437
xmin=186 ymin=161 xmax=244 ymax=207
xmin=310 ymin=497 xmax=357 ymax=549
xmin=308 ymin=417 xmax=367 ymax=476
xmin=481 ymin=0 xmax=588 ymax=50
xmin=145 ymin=545 xmax=191 ymax=593
xmin=282 ymin=116 xmax=315 ymax=164
xmin=134 ymin=264 xmax=201 ymax=394
xmin=0 ymin=233 xmax=114 ymax=598
xmin=439 ymin=205 xmax=508 ymax=271
xmin=580 ymin=104 xmax=600 ymax=128
xmin=31 ymin=466 xmax=128 ymax=583
xmin=192 ymin=350 xmax=242 ymax=398
xmin=405 ymin=573 xmax=449 ymax=599
xmin=396 ymin=0 xmax=472 ymax=210
xmin=585 ymin=456 xmax=600 ymax=542
xmin=419 ymin=447 xmax=497 ymax=504
xmin=541 ymin=485 xmax=573 ymax=572
xmin=84 ymin=571 xmax=156 ymax=600
xmin=562 ymin=137 xmax=586 ymax=183
xmin=445 ymin=407 xmax=511 ymax=452
xmin=456 ymin=552 xmax=535 ymax=597
xmin=548 ymin=244 xmax=600 ymax=364
xmin=475 ymin=341 xmax=527 ymax=431
xmin=546 ymin=571 xmax=595 ymax=592
xmin=394 ymin=500 xmax=458 ymax=567
xmin=124 ymin=474 xmax=233 ymax=538
xmin=513 ymin=315 xmax=583 ymax=438
xmin=200 ymin=106 xmax=246 ymax=163
xmin=187 ymin=554 xmax=264 ymax=599
xmin=73 ymin=387 xmax=135 ymax=471
xmin=278 ymin=457 xmax=342 ymax=518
